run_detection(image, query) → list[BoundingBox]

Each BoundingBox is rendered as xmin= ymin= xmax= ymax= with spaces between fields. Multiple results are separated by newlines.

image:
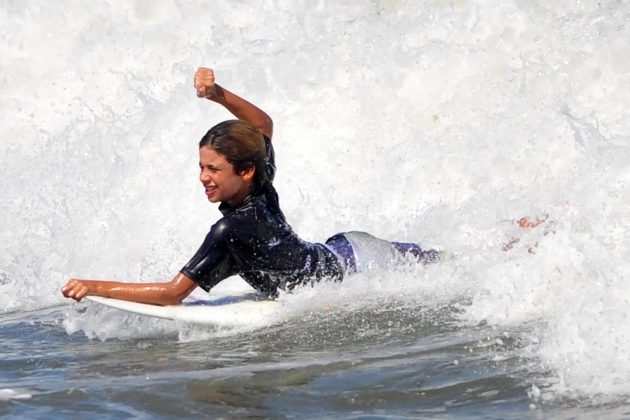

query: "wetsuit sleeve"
xmin=263 ymin=135 xmax=276 ymax=183
xmin=180 ymin=219 xmax=237 ymax=292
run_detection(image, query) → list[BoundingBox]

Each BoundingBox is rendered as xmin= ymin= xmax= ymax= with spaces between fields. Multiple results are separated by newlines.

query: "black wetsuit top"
xmin=180 ymin=136 xmax=343 ymax=297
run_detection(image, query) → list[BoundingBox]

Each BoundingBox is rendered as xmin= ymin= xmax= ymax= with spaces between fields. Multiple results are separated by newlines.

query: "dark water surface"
xmin=3 ymin=300 xmax=627 ymax=419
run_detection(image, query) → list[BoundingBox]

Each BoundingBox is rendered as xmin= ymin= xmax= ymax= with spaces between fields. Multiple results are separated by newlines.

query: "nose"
xmin=200 ymin=169 xmax=211 ymax=184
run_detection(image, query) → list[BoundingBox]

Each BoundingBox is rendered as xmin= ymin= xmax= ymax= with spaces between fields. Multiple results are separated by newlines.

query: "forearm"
xmin=62 ymin=273 xmax=197 ymax=305
xmin=208 ymin=84 xmax=273 ymax=138
xmin=92 ymin=281 xmax=187 ymax=305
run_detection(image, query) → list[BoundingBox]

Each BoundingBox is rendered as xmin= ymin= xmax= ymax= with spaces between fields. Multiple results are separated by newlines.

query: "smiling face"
xmin=199 ymin=146 xmax=255 ymax=206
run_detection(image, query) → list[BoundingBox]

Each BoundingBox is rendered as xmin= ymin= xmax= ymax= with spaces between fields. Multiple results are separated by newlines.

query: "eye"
xmin=200 ymin=165 xmax=220 ymax=173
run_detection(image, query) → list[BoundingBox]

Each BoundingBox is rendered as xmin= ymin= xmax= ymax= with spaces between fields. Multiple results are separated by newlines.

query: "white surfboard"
xmin=85 ymin=290 xmax=281 ymax=326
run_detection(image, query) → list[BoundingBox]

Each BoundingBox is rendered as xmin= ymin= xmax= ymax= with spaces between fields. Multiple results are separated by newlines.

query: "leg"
xmin=391 ymin=242 xmax=441 ymax=264
xmin=329 ymin=232 xmax=441 ymax=274
xmin=325 ymin=234 xmax=357 ymax=274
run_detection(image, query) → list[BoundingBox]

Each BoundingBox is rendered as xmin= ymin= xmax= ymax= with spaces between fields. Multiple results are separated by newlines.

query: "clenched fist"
xmin=194 ymin=67 xmax=216 ymax=98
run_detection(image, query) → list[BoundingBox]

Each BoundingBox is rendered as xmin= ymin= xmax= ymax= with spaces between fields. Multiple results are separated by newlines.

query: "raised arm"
xmin=61 ymin=273 xmax=198 ymax=306
xmin=194 ymin=67 xmax=273 ymax=139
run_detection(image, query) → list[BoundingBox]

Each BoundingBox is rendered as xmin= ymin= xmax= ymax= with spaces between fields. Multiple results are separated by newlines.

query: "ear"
xmin=240 ymin=166 xmax=256 ymax=182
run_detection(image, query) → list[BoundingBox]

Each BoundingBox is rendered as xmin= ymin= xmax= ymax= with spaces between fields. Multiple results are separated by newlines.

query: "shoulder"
xmin=208 ymin=215 xmax=242 ymax=240
xmin=203 ymin=215 xmax=252 ymax=250
xmin=213 ymin=204 xmax=260 ymax=233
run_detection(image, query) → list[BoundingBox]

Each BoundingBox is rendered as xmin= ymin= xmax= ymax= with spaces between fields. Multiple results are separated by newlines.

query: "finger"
xmin=197 ymin=77 xmax=211 ymax=87
xmin=62 ymin=281 xmax=76 ymax=296
xmin=197 ymin=69 xmax=214 ymax=84
xmin=194 ymin=73 xmax=204 ymax=90
xmin=71 ymin=286 xmax=87 ymax=302
xmin=74 ymin=289 xmax=86 ymax=302
xmin=197 ymin=67 xmax=212 ymax=76
xmin=66 ymin=283 xmax=82 ymax=298
xmin=195 ymin=68 xmax=208 ymax=80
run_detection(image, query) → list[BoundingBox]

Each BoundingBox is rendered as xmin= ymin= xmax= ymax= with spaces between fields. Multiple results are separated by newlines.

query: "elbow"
xmin=160 ymin=290 xmax=187 ymax=306
xmin=159 ymin=275 xmax=196 ymax=305
xmin=259 ymin=115 xmax=273 ymax=139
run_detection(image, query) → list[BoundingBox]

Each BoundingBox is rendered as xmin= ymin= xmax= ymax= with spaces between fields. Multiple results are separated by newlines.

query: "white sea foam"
xmin=0 ymin=388 xmax=32 ymax=401
xmin=1 ymin=0 xmax=629 ymax=402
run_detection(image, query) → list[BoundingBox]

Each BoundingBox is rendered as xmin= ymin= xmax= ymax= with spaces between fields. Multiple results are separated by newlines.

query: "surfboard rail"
xmin=85 ymin=292 xmax=281 ymax=326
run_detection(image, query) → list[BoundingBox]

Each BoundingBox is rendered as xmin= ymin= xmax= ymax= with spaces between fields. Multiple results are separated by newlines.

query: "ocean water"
xmin=1 ymin=0 xmax=630 ymax=417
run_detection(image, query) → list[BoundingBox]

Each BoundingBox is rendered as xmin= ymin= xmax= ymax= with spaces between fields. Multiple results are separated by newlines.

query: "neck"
xmin=224 ymin=183 xmax=254 ymax=207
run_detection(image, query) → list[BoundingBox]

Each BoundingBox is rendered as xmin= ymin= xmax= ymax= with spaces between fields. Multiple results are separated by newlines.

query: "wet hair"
xmin=199 ymin=120 xmax=268 ymax=189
